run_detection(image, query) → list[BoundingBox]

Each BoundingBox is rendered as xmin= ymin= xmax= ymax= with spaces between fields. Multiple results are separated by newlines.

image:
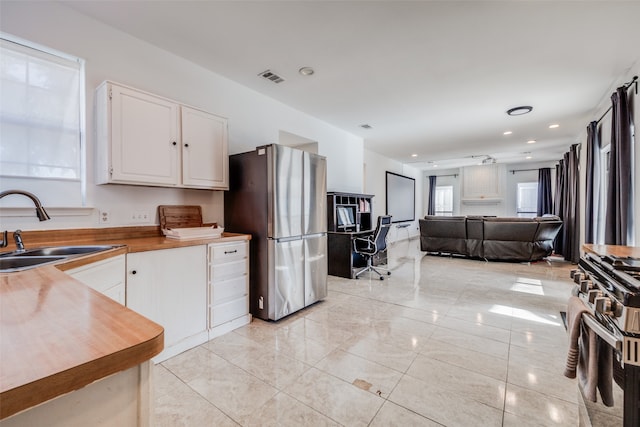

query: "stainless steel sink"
xmin=4 ymin=245 xmax=117 ymax=257
xmin=0 ymin=245 xmax=120 ymax=272
xmin=0 ymin=256 xmax=67 ymax=272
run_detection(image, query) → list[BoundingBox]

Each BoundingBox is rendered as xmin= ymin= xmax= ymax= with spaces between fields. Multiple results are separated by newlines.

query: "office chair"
xmin=353 ymin=215 xmax=392 ymax=280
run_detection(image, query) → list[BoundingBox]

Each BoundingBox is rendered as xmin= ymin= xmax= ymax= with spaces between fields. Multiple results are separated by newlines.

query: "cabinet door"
xmin=127 ymin=246 xmax=207 ymax=348
xmin=110 ymin=84 xmax=180 ymax=186
xmin=66 ymin=255 xmax=126 ymax=305
xmin=181 ymin=106 xmax=228 ymax=189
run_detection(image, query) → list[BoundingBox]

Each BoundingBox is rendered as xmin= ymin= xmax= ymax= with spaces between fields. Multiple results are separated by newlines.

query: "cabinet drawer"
xmin=210 ymin=296 xmax=248 ymax=327
xmin=211 ymin=259 xmax=247 ymax=282
xmin=209 ymin=241 xmax=247 ymax=262
xmin=212 ymin=275 xmax=247 ymax=304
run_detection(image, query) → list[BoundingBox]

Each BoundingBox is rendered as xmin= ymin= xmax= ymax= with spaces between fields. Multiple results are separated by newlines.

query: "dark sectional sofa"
xmin=419 ymin=215 xmax=563 ymax=262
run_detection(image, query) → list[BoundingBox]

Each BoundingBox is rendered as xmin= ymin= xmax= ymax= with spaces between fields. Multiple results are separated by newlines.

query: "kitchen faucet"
xmin=0 ymin=190 xmax=51 ymax=249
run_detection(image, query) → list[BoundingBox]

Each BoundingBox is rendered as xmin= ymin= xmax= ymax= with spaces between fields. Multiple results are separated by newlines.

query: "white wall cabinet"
xmin=126 ymin=245 xmax=208 ymax=362
xmin=208 ymin=240 xmax=251 ymax=338
xmin=66 ymin=255 xmax=126 ymax=305
xmin=96 ymin=81 xmax=228 ymax=190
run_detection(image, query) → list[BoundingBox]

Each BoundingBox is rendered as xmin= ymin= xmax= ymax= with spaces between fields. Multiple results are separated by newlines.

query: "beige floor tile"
xmin=419 ymin=338 xmax=508 ymax=381
xmin=155 ymin=386 xmax=238 ymax=427
xmin=507 ymin=362 xmax=578 ymax=403
xmin=315 ymin=349 xmax=403 ymax=397
xmin=388 ymin=375 xmax=504 ymax=427
xmin=406 ymin=355 xmax=506 ymax=409
xmin=241 ymin=392 xmax=339 ymax=427
xmin=283 ymin=367 xmax=384 ymax=426
xmin=504 ymin=383 xmax=579 ymax=425
xmin=230 ymin=350 xmax=311 ymax=389
xmin=340 ymin=334 xmax=418 ymax=372
xmin=429 ymin=325 xmax=510 ymax=359
xmin=369 ymin=401 xmax=443 ymax=426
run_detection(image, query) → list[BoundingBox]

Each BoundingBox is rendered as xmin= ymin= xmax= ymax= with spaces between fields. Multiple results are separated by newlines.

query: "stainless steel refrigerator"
xmin=224 ymin=144 xmax=327 ymax=321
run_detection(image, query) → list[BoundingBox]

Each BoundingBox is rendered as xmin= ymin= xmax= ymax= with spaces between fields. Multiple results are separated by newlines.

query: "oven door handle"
xmin=582 ymin=313 xmax=623 ymax=352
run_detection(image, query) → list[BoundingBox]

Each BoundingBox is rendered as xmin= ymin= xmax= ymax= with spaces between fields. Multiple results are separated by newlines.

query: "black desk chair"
xmin=353 ymin=215 xmax=392 ymax=280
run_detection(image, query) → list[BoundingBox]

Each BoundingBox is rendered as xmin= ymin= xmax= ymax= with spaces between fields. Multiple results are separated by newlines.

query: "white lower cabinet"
xmin=208 ymin=240 xmax=251 ymax=338
xmin=126 ymin=245 xmax=208 ymax=362
xmin=66 ymin=255 xmax=126 ymax=305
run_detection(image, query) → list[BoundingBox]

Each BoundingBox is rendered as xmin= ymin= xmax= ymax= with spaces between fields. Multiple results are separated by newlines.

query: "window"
xmin=0 ymin=34 xmax=85 ymax=206
xmin=435 ymin=185 xmax=453 ymax=216
xmin=516 ymin=182 xmax=538 ymax=218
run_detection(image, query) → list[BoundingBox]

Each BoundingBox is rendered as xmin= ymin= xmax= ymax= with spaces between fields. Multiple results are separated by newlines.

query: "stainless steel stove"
xmin=572 ymin=253 xmax=640 ymax=427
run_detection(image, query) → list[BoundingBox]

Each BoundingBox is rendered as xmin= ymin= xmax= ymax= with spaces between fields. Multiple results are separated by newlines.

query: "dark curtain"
xmin=584 ymin=121 xmax=600 ymax=244
xmin=604 ymin=87 xmax=634 ymax=245
xmin=554 ymin=144 xmax=581 ymax=263
xmin=553 ymin=161 xmax=565 ymax=252
xmin=536 ymin=168 xmax=552 ymax=216
xmin=427 ymin=175 xmax=436 ymax=215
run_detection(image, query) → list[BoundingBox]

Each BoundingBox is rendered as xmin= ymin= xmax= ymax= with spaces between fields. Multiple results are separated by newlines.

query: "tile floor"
xmin=154 ymin=238 xmax=586 ymax=426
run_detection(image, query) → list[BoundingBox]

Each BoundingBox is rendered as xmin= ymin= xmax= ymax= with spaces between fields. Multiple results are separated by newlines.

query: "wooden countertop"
xmin=0 ymin=229 xmax=250 ymax=420
xmin=583 ymin=244 xmax=640 ymax=259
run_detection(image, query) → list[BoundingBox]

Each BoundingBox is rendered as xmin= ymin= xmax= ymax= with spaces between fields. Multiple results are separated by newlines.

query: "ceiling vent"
xmin=482 ymin=156 xmax=497 ymax=165
xmin=259 ymin=70 xmax=285 ymax=84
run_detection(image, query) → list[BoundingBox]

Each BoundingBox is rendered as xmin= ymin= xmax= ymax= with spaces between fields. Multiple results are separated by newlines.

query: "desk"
xmin=328 ymin=231 xmax=387 ymax=278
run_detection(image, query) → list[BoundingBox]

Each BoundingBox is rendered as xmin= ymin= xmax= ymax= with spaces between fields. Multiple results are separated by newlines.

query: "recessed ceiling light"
xmin=526 ymin=155 xmax=532 ymax=159
xmin=433 ymin=164 xmax=438 ymax=168
xmin=549 ymin=124 xmax=559 ymax=129
xmin=527 ymin=140 xmax=536 ymax=144
xmin=503 ymin=131 xmax=513 ymax=135
xmin=299 ymin=67 xmax=314 ymax=76
xmin=506 ymin=106 xmax=533 ymax=116
xmin=411 ymin=154 xmax=418 ymax=158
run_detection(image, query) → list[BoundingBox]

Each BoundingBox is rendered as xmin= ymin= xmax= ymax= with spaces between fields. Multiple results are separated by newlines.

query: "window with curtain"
xmin=434 ymin=185 xmax=453 ymax=216
xmin=0 ymin=35 xmax=85 ymax=206
xmin=517 ymin=182 xmax=538 ymax=218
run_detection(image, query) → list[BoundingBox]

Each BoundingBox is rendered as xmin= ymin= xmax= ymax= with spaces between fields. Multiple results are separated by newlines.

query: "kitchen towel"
xmin=577 ymin=322 xmax=614 ymax=406
xmin=564 ymin=296 xmax=589 ymax=378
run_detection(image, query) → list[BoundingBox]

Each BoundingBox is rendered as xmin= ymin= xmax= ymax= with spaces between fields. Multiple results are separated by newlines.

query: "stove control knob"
xmin=573 ymin=272 xmax=585 ymax=284
xmin=594 ymin=296 xmax=615 ymax=316
xmin=587 ymin=289 xmax=602 ymax=304
xmin=579 ymin=280 xmax=594 ymax=293
xmin=570 ymin=269 xmax=579 ymax=279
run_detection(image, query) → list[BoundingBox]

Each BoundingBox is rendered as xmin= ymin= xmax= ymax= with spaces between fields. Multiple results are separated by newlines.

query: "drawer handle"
xmin=224 ymin=250 xmax=238 ymax=254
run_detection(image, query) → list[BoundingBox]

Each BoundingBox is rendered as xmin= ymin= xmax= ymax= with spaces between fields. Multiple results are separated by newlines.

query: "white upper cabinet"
xmin=96 ymin=81 xmax=229 ymax=190
xmin=181 ymin=106 xmax=228 ymax=189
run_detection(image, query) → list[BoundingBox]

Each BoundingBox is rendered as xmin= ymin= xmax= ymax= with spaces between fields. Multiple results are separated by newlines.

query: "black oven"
xmin=572 ymin=253 xmax=640 ymax=427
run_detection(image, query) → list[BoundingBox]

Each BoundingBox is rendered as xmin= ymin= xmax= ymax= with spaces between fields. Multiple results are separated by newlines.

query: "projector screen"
xmin=385 ymin=171 xmax=415 ymax=223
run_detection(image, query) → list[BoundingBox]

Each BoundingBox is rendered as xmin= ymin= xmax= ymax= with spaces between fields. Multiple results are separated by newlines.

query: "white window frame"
xmin=434 ymin=185 xmax=453 ymax=216
xmin=0 ymin=33 xmax=86 ymax=208
xmin=516 ymin=181 xmax=538 ymax=218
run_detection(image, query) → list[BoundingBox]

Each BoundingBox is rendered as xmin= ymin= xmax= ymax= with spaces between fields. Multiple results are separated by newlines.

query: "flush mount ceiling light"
xmin=298 ymin=67 xmax=315 ymax=76
xmin=506 ymin=106 xmax=533 ymax=116
xmin=360 ymin=124 xmax=372 ymax=129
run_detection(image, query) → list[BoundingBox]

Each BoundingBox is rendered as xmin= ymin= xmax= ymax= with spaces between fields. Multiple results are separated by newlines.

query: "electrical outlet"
xmin=99 ymin=210 xmax=110 ymax=224
xmin=131 ymin=211 xmax=151 ymax=223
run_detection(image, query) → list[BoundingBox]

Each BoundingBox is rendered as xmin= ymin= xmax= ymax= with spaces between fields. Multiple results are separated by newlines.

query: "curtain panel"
xmin=427 ymin=175 xmax=436 ymax=215
xmin=536 ymin=167 xmax=553 ymax=216
xmin=604 ymin=87 xmax=634 ymax=245
xmin=584 ymin=121 xmax=601 ymax=244
xmin=554 ymin=144 xmax=581 ymax=263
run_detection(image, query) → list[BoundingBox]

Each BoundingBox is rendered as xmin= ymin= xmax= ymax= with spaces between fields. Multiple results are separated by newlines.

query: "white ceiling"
xmin=62 ymin=0 xmax=640 ymax=170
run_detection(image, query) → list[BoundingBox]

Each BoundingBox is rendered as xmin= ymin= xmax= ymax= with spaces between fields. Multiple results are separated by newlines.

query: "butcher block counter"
xmin=0 ymin=226 xmax=250 ymax=423
xmin=583 ymin=243 xmax=640 ymax=259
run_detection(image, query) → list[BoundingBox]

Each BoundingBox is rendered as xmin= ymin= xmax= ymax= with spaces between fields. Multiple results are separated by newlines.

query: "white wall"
xmin=0 ymin=1 xmax=363 ymax=230
xmin=503 ymin=161 xmax=557 ymax=217
xmin=363 ymin=149 xmax=422 ymax=242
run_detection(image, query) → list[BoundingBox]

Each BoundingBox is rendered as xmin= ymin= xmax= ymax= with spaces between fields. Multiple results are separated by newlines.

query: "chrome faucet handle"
xmin=13 ymin=229 xmax=25 ymax=252
xmin=0 ymin=230 xmax=7 ymax=248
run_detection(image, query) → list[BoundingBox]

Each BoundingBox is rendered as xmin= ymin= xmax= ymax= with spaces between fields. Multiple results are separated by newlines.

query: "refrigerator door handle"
xmin=274 ymin=236 xmax=303 ymax=243
xmin=304 ymin=232 xmax=326 ymax=239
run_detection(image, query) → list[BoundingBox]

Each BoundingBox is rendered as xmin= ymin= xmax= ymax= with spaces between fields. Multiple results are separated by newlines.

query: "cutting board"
xmin=158 ymin=205 xmax=203 ymax=230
